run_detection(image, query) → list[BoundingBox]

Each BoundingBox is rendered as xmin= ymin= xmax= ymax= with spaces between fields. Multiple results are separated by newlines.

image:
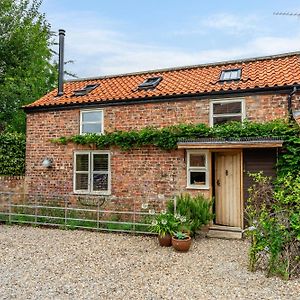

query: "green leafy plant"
xmin=0 ymin=0 xmax=59 ymax=132
xmin=52 ymin=119 xmax=295 ymax=150
xmin=52 ymin=119 xmax=300 ymax=177
xmin=245 ymin=172 xmax=300 ymax=279
xmin=173 ymin=231 xmax=189 ymax=240
xmin=0 ymin=131 xmax=25 ymax=175
xmin=167 ymin=193 xmax=214 ymax=236
xmin=149 ymin=211 xmax=179 ymax=237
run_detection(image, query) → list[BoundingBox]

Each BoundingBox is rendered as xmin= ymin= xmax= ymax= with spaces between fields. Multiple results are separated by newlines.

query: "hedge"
xmin=0 ymin=132 xmax=26 ymax=175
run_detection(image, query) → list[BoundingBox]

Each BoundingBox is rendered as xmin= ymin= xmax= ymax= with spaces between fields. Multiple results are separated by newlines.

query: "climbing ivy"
xmin=52 ymin=119 xmax=300 ymax=175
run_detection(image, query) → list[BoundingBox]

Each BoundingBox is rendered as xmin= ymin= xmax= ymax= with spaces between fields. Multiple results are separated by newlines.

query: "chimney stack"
xmin=57 ymin=29 xmax=65 ymax=96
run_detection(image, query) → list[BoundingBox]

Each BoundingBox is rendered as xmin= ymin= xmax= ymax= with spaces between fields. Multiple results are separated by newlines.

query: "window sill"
xmin=79 ymin=132 xmax=104 ymax=136
xmin=73 ymin=191 xmax=111 ymax=196
xmin=186 ymin=186 xmax=209 ymax=190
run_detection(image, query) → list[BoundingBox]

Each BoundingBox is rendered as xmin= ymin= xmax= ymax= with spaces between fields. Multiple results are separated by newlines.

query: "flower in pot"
xmin=172 ymin=231 xmax=192 ymax=252
xmin=150 ymin=211 xmax=179 ymax=247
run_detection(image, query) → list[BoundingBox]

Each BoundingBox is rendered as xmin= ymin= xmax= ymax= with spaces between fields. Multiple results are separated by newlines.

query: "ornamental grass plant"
xmin=167 ymin=193 xmax=214 ymax=237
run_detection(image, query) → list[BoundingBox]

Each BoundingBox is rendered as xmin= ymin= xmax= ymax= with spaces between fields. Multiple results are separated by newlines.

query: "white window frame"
xmin=73 ymin=150 xmax=111 ymax=195
xmin=186 ymin=150 xmax=209 ymax=190
xmin=210 ymin=98 xmax=245 ymax=127
xmin=80 ymin=109 xmax=104 ymax=135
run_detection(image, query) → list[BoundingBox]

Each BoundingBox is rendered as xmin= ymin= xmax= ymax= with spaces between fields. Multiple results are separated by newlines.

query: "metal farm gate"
xmin=0 ymin=192 xmax=170 ymax=234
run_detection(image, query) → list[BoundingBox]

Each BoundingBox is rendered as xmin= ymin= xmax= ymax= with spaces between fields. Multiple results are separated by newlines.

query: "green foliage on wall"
xmin=0 ymin=131 xmax=26 ymax=175
xmin=52 ymin=119 xmax=300 ymax=175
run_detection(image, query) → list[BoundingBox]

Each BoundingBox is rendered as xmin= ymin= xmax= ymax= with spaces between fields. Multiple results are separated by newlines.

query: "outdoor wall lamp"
xmin=42 ymin=158 xmax=53 ymax=168
xmin=293 ymin=110 xmax=300 ymax=119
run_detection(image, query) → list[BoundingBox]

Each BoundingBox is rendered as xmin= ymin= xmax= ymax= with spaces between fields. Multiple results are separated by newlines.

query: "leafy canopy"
xmin=0 ymin=0 xmax=57 ymax=132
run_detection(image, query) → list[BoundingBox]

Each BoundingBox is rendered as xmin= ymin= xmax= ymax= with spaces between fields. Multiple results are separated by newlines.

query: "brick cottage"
xmin=23 ymin=51 xmax=300 ymax=237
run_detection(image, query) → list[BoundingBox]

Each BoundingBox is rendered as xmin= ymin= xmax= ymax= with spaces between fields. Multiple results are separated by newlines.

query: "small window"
xmin=73 ymin=83 xmax=99 ymax=96
xmin=138 ymin=77 xmax=162 ymax=90
xmin=187 ymin=151 xmax=209 ymax=189
xmin=220 ymin=69 xmax=241 ymax=81
xmin=210 ymin=99 xmax=245 ymax=126
xmin=74 ymin=151 xmax=111 ymax=195
xmin=80 ymin=109 xmax=103 ymax=134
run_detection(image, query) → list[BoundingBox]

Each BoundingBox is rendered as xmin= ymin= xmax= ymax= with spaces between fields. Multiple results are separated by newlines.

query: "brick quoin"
xmin=25 ymin=93 xmax=295 ymax=209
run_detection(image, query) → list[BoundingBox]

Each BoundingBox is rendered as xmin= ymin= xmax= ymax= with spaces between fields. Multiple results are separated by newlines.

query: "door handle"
xmin=216 ymin=179 xmax=221 ymax=186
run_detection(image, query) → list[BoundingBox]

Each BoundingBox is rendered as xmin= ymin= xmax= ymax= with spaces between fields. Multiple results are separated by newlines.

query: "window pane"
xmin=213 ymin=102 xmax=241 ymax=114
xmin=82 ymin=123 xmax=102 ymax=134
xmin=222 ymin=71 xmax=231 ymax=80
xmin=230 ymin=70 xmax=239 ymax=79
xmin=76 ymin=154 xmax=89 ymax=171
xmin=76 ymin=174 xmax=89 ymax=190
xmin=221 ymin=69 xmax=241 ymax=81
xmin=190 ymin=172 xmax=206 ymax=186
xmin=93 ymin=174 xmax=108 ymax=191
xmin=213 ymin=115 xmax=242 ymax=125
xmin=82 ymin=111 xmax=102 ymax=122
xmin=190 ymin=154 xmax=205 ymax=167
xmin=93 ymin=154 xmax=108 ymax=171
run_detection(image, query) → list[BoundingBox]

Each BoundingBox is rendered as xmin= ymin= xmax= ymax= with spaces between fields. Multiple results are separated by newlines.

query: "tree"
xmin=0 ymin=0 xmax=57 ymax=132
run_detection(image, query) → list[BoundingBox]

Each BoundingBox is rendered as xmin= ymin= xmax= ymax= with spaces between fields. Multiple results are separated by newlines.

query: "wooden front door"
xmin=215 ymin=151 xmax=242 ymax=228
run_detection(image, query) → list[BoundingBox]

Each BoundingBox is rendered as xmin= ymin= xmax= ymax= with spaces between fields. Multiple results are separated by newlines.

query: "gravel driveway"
xmin=0 ymin=225 xmax=299 ymax=300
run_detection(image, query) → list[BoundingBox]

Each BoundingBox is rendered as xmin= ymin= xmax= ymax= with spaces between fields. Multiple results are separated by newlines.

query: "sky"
xmin=41 ymin=0 xmax=300 ymax=79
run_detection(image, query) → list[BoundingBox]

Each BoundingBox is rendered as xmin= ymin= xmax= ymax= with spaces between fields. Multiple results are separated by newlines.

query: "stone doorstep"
xmin=207 ymin=225 xmax=243 ymax=239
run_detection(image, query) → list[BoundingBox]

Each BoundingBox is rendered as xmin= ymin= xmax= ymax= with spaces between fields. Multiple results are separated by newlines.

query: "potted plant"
xmin=172 ymin=231 xmax=192 ymax=252
xmin=167 ymin=193 xmax=214 ymax=237
xmin=150 ymin=211 xmax=179 ymax=247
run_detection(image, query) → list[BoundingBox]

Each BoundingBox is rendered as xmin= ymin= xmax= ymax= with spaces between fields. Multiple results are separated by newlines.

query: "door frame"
xmin=212 ymin=149 xmax=244 ymax=229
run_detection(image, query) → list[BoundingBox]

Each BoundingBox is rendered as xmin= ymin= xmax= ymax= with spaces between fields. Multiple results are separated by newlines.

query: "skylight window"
xmin=220 ymin=69 xmax=241 ymax=81
xmin=73 ymin=83 xmax=99 ymax=96
xmin=138 ymin=77 xmax=162 ymax=90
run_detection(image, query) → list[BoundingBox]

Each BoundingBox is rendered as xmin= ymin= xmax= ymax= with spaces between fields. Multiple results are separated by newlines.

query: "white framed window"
xmin=210 ymin=98 xmax=245 ymax=126
xmin=74 ymin=151 xmax=111 ymax=195
xmin=80 ymin=109 xmax=104 ymax=134
xmin=187 ymin=150 xmax=209 ymax=189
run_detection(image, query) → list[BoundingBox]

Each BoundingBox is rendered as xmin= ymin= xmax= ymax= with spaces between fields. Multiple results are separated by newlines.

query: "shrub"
xmin=245 ymin=172 xmax=300 ymax=279
xmin=0 ymin=131 xmax=25 ymax=175
xmin=167 ymin=193 xmax=214 ymax=236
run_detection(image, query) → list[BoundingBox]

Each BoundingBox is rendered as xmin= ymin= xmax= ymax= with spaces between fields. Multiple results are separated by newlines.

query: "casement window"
xmin=74 ymin=151 xmax=111 ymax=195
xmin=80 ymin=109 xmax=104 ymax=134
xmin=210 ymin=98 xmax=245 ymax=126
xmin=187 ymin=150 xmax=209 ymax=189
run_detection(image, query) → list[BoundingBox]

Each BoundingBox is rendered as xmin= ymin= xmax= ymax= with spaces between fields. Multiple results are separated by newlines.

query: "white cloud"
xmin=66 ymin=32 xmax=300 ymax=78
xmin=47 ymin=10 xmax=300 ymax=78
xmin=173 ymin=13 xmax=262 ymax=36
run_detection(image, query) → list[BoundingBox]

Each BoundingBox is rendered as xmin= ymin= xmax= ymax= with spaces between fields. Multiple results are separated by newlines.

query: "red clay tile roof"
xmin=25 ymin=52 xmax=300 ymax=110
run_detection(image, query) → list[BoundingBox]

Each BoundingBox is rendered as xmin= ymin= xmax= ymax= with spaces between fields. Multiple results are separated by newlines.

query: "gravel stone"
xmin=0 ymin=225 xmax=299 ymax=299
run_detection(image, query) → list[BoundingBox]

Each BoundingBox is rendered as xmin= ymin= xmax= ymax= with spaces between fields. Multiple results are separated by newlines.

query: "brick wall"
xmin=0 ymin=176 xmax=26 ymax=194
xmin=25 ymin=93 xmax=294 ymax=208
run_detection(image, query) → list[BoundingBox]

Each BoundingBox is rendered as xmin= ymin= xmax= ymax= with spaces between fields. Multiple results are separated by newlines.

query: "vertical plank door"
xmin=215 ymin=151 xmax=242 ymax=227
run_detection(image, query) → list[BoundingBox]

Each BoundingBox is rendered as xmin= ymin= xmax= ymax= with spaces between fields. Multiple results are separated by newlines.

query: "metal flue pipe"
xmin=57 ymin=29 xmax=65 ymax=96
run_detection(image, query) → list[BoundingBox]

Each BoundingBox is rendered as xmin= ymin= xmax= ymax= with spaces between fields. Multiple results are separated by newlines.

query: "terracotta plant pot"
xmin=158 ymin=234 xmax=172 ymax=247
xmin=172 ymin=236 xmax=192 ymax=252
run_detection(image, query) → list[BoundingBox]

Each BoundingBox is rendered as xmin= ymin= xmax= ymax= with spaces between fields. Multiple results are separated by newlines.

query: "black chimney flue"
xmin=57 ymin=29 xmax=65 ymax=96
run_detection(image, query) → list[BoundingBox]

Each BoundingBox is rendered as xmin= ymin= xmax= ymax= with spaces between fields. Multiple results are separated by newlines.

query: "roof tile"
xmin=26 ymin=52 xmax=300 ymax=109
